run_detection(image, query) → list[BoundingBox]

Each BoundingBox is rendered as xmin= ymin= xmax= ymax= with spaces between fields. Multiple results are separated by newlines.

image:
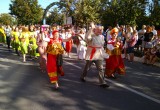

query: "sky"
xmin=0 ymin=0 xmax=59 ymax=14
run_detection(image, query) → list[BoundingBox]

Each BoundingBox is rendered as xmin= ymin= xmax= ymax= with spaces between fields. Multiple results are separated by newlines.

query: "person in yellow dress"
xmin=19 ymin=26 xmax=30 ymax=62
xmin=12 ymin=26 xmax=21 ymax=55
xmin=28 ymin=33 xmax=39 ymax=59
xmin=0 ymin=25 xmax=6 ymax=44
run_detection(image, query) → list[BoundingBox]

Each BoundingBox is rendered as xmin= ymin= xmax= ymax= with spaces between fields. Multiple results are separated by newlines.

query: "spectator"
xmin=127 ymin=30 xmax=138 ymax=62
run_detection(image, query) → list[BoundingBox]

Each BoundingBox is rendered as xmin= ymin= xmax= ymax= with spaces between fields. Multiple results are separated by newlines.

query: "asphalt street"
xmin=0 ymin=43 xmax=160 ymax=110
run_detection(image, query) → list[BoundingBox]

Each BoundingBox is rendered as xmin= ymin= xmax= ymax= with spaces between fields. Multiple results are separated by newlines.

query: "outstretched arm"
xmin=62 ymin=36 xmax=73 ymax=42
xmin=85 ymin=22 xmax=95 ymax=41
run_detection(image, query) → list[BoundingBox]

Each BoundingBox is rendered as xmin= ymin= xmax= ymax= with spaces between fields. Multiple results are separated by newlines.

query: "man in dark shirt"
xmin=5 ymin=25 xmax=12 ymax=50
xmin=143 ymin=26 xmax=154 ymax=49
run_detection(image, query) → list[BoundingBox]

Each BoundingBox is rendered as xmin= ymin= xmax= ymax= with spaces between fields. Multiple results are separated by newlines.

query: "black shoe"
xmin=100 ymin=83 xmax=109 ymax=88
xmin=80 ymin=77 xmax=86 ymax=82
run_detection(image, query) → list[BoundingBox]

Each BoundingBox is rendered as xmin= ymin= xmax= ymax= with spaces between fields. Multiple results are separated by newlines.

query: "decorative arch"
xmin=42 ymin=2 xmax=64 ymax=24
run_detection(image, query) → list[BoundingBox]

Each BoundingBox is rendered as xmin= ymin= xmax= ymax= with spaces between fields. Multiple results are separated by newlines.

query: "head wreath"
xmin=110 ymin=28 xmax=119 ymax=35
xmin=52 ymin=30 xmax=59 ymax=35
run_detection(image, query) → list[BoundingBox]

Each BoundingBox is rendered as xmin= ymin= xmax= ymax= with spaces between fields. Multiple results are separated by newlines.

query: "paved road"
xmin=0 ymin=44 xmax=160 ymax=110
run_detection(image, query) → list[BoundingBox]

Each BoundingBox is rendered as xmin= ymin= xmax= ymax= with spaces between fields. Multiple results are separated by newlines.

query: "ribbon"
xmin=89 ymin=46 xmax=101 ymax=60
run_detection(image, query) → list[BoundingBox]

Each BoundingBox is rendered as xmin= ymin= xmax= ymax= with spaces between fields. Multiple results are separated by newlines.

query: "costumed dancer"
xmin=76 ymin=29 xmax=87 ymax=60
xmin=46 ymin=30 xmax=73 ymax=89
xmin=19 ymin=26 xmax=30 ymax=62
xmin=36 ymin=25 xmax=50 ymax=72
xmin=80 ymin=22 xmax=109 ymax=88
xmin=29 ymin=34 xmax=39 ymax=59
xmin=60 ymin=29 xmax=66 ymax=52
xmin=65 ymin=28 xmax=73 ymax=58
xmin=0 ymin=25 xmax=6 ymax=44
xmin=28 ymin=26 xmax=39 ymax=59
xmin=12 ymin=27 xmax=21 ymax=56
xmin=105 ymin=27 xmax=125 ymax=79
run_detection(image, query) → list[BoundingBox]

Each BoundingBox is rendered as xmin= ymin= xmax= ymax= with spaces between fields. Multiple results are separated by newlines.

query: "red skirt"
xmin=66 ymin=40 xmax=72 ymax=53
xmin=105 ymin=55 xmax=125 ymax=77
xmin=47 ymin=54 xmax=64 ymax=83
xmin=47 ymin=54 xmax=58 ymax=83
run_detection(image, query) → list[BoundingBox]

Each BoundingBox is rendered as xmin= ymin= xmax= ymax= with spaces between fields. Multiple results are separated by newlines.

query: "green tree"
xmin=100 ymin=0 xmax=148 ymax=28
xmin=73 ymin=0 xmax=101 ymax=27
xmin=46 ymin=8 xmax=64 ymax=25
xmin=149 ymin=0 xmax=160 ymax=26
xmin=0 ymin=13 xmax=17 ymax=25
xmin=9 ymin=0 xmax=43 ymax=25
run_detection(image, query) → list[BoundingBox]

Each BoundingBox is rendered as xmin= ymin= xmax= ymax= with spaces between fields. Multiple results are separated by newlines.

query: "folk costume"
xmin=80 ymin=25 xmax=109 ymax=88
xmin=12 ymin=27 xmax=21 ymax=55
xmin=19 ymin=27 xmax=30 ymax=62
xmin=0 ymin=27 xmax=6 ymax=43
xmin=105 ymin=28 xmax=125 ymax=78
xmin=36 ymin=30 xmax=49 ymax=72
xmin=77 ymin=32 xmax=87 ymax=60
xmin=46 ymin=30 xmax=64 ymax=88
xmin=65 ymin=29 xmax=73 ymax=58
xmin=28 ymin=34 xmax=39 ymax=58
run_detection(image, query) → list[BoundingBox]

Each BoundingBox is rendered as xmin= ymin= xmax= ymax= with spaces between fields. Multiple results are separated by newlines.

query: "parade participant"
xmin=0 ymin=25 xmax=6 ymax=44
xmin=106 ymin=26 xmax=112 ymax=42
xmin=36 ymin=25 xmax=50 ymax=72
xmin=5 ymin=25 xmax=12 ymax=51
xmin=105 ymin=27 xmax=125 ymax=79
xmin=80 ymin=22 xmax=109 ymax=88
xmin=65 ymin=28 xmax=73 ymax=58
xmin=28 ymin=33 xmax=39 ymax=59
xmin=46 ymin=30 xmax=73 ymax=89
xmin=76 ymin=29 xmax=87 ymax=60
xmin=28 ymin=25 xmax=39 ymax=59
xmin=19 ymin=26 xmax=30 ymax=62
xmin=123 ymin=26 xmax=133 ymax=59
xmin=12 ymin=26 xmax=20 ymax=56
xmin=60 ymin=29 xmax=66 ymax=51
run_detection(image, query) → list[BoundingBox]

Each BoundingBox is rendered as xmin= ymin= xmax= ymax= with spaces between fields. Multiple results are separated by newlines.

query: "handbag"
xmin=56 ymin=54 xmax=64 ymax=76
xmin=57 ymin=54 xmax=63 ymax=66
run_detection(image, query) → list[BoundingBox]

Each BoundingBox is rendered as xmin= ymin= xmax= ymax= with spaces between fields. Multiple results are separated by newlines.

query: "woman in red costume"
xmin=46 ymin=30 xmax=73 ymax=89
xmin=105 ymin=28 xmax=125 ymax=79
xmin=65 ymin=28 xmax=73 ymax=58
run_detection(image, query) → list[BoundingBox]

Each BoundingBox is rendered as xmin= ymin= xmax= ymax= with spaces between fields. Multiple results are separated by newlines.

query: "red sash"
xmin=88 ymin=46 xmax=101 ymax=60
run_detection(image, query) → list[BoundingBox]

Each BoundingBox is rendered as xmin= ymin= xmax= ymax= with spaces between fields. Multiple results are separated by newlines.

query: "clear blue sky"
xmin=0 ymin=0 xmax=59 ymax=14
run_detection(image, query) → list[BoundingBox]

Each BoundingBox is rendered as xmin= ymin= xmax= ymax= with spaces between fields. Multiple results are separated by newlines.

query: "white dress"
xmin=77 ymin=34 xmax=87 ymax=60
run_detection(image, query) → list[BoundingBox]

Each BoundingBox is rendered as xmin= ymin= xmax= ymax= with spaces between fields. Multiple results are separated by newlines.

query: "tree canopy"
xmin=9 ymin=0 xmax=43 ymax=25
xmin=0 ymin=13 xmax=17 ymax=25
xmin=0 ymin=0 xmax=159 ymax=29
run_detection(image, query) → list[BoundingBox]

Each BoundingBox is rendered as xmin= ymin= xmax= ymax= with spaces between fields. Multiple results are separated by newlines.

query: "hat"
xmin=52 ymin=30 xmax=59 ymax=36
xmin=110 ymin=28 xmax=119 ymax=35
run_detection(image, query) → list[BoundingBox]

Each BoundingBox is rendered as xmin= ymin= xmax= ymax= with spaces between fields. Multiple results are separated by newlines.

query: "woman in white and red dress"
xmin=105 ymin=28 xmax=125 ymax=78
xmin=65 ymin=28 xmax=73 ymax=58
